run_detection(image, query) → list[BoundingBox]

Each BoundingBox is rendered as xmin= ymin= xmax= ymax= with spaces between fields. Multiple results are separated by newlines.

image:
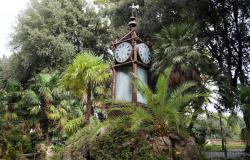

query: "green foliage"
xmin=94 ymin=0 xmax=111 ymax=4
xmin=153 ymin=23 xmax=212 ymax=79
xmin=204 ymin=144 xmax=246 ymax=152
xmin=240 ymin=86 xmax=250 ymax=151
xmin=64 ymin=116 xmax=167 ymax=160
xmin=154 ymin=24 xmax=200 ymax=71
xmin=61 ymin=51 xmax=111 ymax=97
xmin=20 ymin=72 xmax=78 ymax=143
xmin=66 ymin=118 xmax=103 ymax=145
xmin=0 ymin=0 xmax=249 ymax=159
xmin=61 ymin=51 xmax=111 ymax=124
xmin=0 ymin=124 xmax=34 ymax=159
xmin=9 ymin=0 xmax=111 ymax=82
xmin=107 ymin=0 xmax=186 ymax=40
xmin=133 ymin=67 xmax=205 ymax=134
xmin=64 ymin=116 xmax=83 ymax=135
xmin=92 ymin=126 xmax=166 ymax=160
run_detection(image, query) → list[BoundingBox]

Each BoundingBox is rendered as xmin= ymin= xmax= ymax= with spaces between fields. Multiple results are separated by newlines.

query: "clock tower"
xmin=112 ymin=3 xmax=152 ymax=105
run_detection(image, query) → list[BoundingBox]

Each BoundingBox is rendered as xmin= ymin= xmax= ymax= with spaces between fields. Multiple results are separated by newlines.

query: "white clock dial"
xmin=137 ymin=43 xmax=151 ymax=64
xmin=115 ymin=42 xmax=133 ymax=63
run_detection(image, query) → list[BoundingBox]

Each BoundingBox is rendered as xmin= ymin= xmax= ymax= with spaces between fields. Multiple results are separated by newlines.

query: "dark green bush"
xmin=92 ymin=128 xmax=167 ymax=160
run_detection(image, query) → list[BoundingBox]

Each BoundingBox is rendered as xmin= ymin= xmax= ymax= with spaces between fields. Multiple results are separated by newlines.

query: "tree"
xmin=26 ymin=72 xmax=59 ymax=142
xmin=61 ymin=52 xmax=111 ymax=125
xmin=106 ymin=0 xmax=186 ymax=40
xmin=2 ymin=80 xmax=23 ymax=121
xmin=185 ymin=2 xmax=250 ymax=152
xmin=10 ymin=0 xmax=111 ymax=83
xmin=0 ymin=61 xmax=3 ymax=88
xmin=153 ymin=23 xmax=212 ymax=137
xmin=116 ymin=67 xmax=205 ymax=159
xmin=240 ymin=86 xmax=250 ymax=153
xmin=134 ymin=67 xmax=204 ymax=133
xmin=0 ymin=80 xmax=35 ymax=159
xmin=153 ymin=23 xmax=205 ymax=84
xmin=186 ymin=0 xmax=250 ymax=109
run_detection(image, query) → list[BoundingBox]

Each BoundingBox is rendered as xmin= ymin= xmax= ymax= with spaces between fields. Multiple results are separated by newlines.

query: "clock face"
xmin=137 ymin=43 xmax=151 ymax=64
xmin=115 ymin=42 xmax=133 ymax=63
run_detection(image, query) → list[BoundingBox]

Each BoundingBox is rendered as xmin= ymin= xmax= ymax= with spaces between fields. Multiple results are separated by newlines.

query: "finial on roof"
xmin=128 ymin=3 xmax=139 ymax=28
xmin=129 ymin=3 xmax=139 ymax=17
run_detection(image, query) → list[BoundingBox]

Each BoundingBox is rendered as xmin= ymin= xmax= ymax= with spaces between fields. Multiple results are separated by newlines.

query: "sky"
xmin=0 ymin=0 xmax=30 ymax=57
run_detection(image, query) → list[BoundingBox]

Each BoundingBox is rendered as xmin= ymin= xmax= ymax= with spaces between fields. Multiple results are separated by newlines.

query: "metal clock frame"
xmin=111 ymin=17 xmax=152 ymax=106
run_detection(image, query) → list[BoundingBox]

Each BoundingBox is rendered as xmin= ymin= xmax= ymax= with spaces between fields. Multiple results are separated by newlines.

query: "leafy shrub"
xmin=62 ymin=117 xmax=168 ymax=160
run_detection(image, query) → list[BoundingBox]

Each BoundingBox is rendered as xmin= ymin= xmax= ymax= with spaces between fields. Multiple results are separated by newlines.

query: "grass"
xmin=204 ymin=144 xmax=246 ymax=151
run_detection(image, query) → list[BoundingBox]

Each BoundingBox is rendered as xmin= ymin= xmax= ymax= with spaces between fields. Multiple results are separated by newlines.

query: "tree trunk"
xmin=219 ymin=111 xmax=227 ymax=158
xmin=243 ymin=108 xmax=250 ymax=153
xmin=84 ymin=84 xmax=92 ymax=125
xmin=168 ymin=141 xmax=173 ymax=160
xmin=41 ymin=97 xmax=50 ymax=143
xmin=245 ymin=145 xmax=250 ymax=154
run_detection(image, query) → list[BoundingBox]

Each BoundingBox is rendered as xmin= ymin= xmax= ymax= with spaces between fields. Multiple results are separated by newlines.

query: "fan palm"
xmin=26 ymin=72 xmax=60 ymax=142
xmin=153 ymin=23 xmax=203 ymax=87
xmin=23 ymin=82 xmax=79 ymax=142
xmin=2 ymin=80 xmax=23 ymax=121
xmin=61 ymin=51 xmax=111 ymax=125
xmin=0 ymin=80 xmax=24 ymax=157
xmin=154 ymin=24 xmax=210 ymax=135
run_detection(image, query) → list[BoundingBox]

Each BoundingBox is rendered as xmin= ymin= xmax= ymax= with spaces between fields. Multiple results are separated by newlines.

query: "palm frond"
xmin=136 ymin=79 xmax=154 ymax=106
xmin=153 ymin=23 xmax=200 ymax=74
xmin=3 ymin=112 xmax=18 ymax=121
xmin=60 ymin=100 xmax=71 ymax=111
xmin=169 ymin=82 xmax=196 ymax=100
xmin=61 ymin=51 xmax=111 ymax=97
xmin=59 ymin=108 xmax=67 ymax=116
xmin=23 ymin=89 xmax=39 ymax=104
xmin=156 ymin=66 xmax=172 ymax=106
xmin=64 ymin=116 xmax=83 ymax=134
xmin=130 ymin=106 xmax=153 ymax=131
xmin=30 ymin=105 xmax=41 ymax=115
xmin=48 ymin=112 xmax=61 ymax=120
xmin=49 ymin=105 xmax=57 ymax=113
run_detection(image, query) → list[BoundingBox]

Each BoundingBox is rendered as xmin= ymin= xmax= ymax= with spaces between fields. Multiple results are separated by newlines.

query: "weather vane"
xmin=129 ymin=3 xmax=139 ymax=17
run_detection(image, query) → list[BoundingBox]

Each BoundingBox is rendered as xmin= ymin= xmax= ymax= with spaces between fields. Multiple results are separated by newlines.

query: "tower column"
xmin=131 ymin=29 xmax=138 ymax=103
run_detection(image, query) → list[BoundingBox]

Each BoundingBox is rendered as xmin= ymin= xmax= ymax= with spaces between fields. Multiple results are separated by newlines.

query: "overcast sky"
xmin=0 ymin=0 xmax=29 ymax=57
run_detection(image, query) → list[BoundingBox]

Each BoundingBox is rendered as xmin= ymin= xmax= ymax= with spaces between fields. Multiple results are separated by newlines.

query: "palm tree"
xmin=61 ymin=51 xmax=111 ymax=125
xmin=27 ymin=72 xmax=59 ymax=142
xmin=240 ymin=86 xmax=250 ymax=153
xmin=22 ymin=77 xmax=78 ymax=142
xmin=154 ymin=24 xmax=211 ymax=135
xmin=132 ymin=67 xmax=204 ymax=133
xmin=0 ymin=80 xmax=23 ymax=157
xmin=116 ymin=67 xmax=205 ymax=159
xmin=2 ymin=80 xmax=23 ymax=121
xmin=153 ymin=23 xmax=205 ymax=87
